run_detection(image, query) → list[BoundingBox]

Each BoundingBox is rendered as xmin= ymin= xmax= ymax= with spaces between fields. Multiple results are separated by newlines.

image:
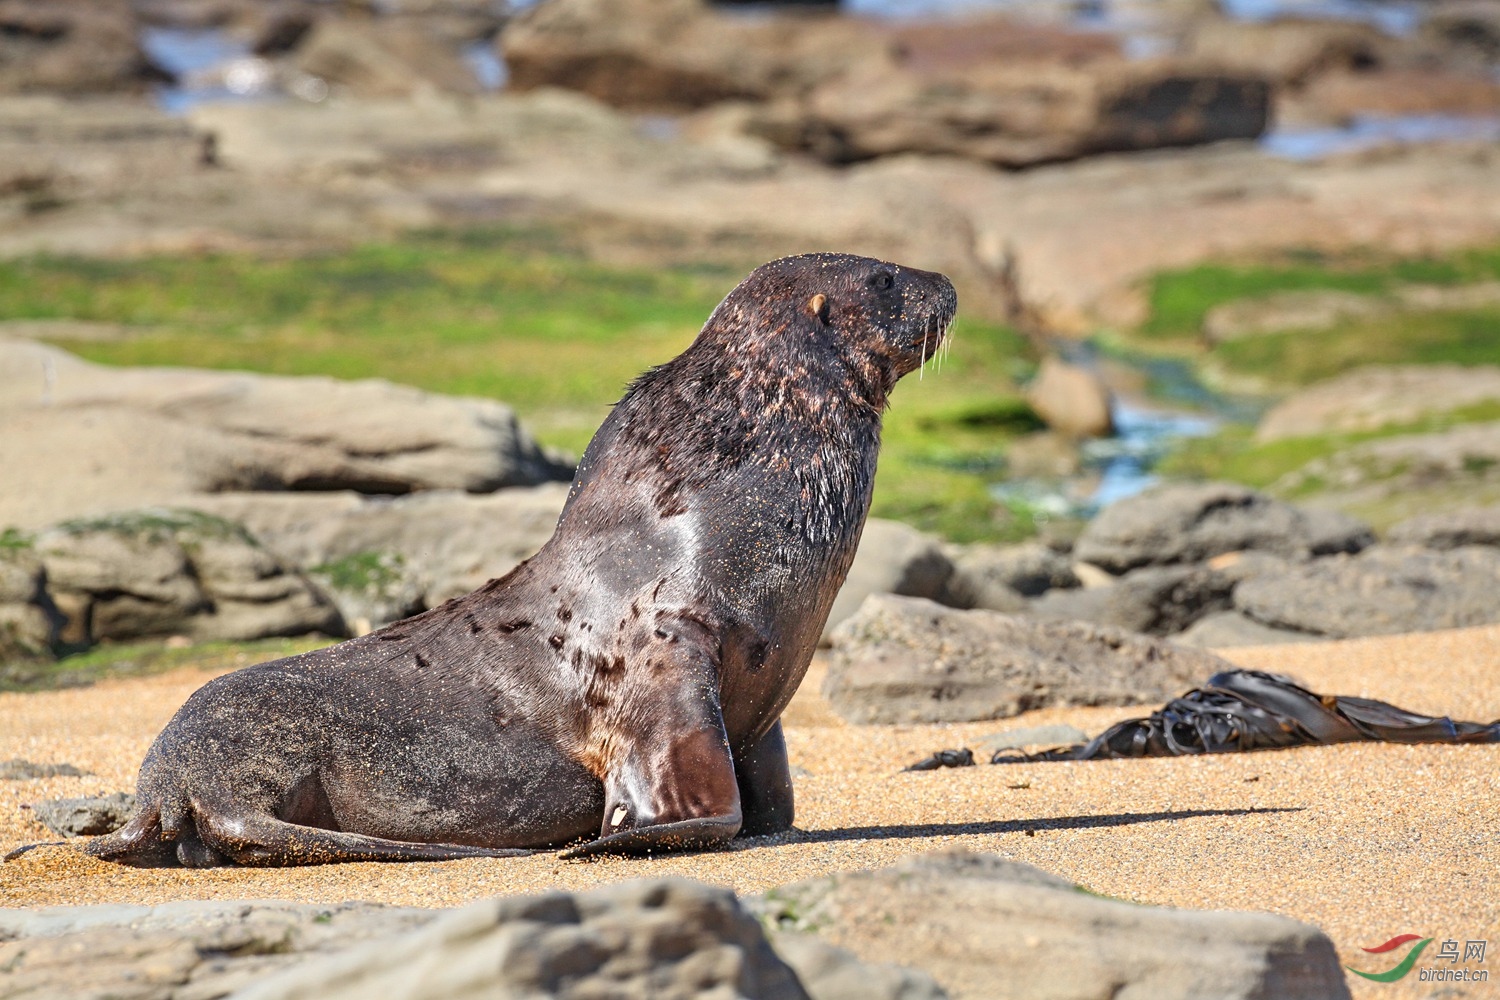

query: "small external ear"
xmin=806 ymin=293 xmax=830 ymax=324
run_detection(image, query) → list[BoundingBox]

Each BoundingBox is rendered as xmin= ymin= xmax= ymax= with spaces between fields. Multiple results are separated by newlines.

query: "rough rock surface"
xmin=1233 ymin=544 xmax=1500 ymax=639
xmin=233 ymin=879 xmax=810 ymax=1000
xmin=822 ymin=520 xmax=961 ymax=643
xmin=292 ymin=17 xmax=485 ymax=98
xmin=1073 ymin=482 xmax=1372 ymax=573
xmin=501 ymin=0 xmax=876 ymax=111
xmin=0 ymin=541 xmax=56 ymax=661
xmin=0 ymin=338 xmax=571 ymax=530
xmin=189 ymin=485 xmax=570 ymax=621
xmin=1024 ymin=356 xmax=1115 ymax=438
xmin=1174 ymin=610 xmax=1320 ymax=648
xmin=0 ymin=879 xmax=946 ymax=1000
xmin=29 ymin=793 xmax=136 ymax=838
xmin=1270 ymin=421 xmax=1500 ymax=520
xmin=0 ymin=0 xmax=166 ymax=95
xmin=1184 ymin=16 xmax=1387 ymax=87
xmin=752 ymin=850 xmax=1351 ymax=1000
xmin=35 ymin=510 xmax=341 ymax=645
xmin=764 ymin=52 xmax=1271 ymax=168
xmin=0 ymin=759 xmax=86 ymax=780
xmin=1386 ymin=504 xmax=1500 ymax=549
xmin=950 ymin=541 xmax=1079 ymax=601
xmin=1028 ymin=563 xmax=1235 ymax=636
xmin=1255 ymin=365 xmax=1500 ymax=442
xmin=825 ymin=594 xmax=1229 ymax=724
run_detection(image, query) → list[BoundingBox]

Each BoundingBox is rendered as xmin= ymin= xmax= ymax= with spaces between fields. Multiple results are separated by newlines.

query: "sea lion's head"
xmin=700 ymin=252 xmax=958 ymax=403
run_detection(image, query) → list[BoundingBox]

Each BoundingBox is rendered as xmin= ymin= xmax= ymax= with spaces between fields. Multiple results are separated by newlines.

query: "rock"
xmin=1233 ymin=544 xmax=1500 ymax=639
xmin=1299 ymin=67 xmax=1500 ymax=120
xmin=772 ymin=53 xmax=1271 ymax=167
xmin=0 ymin=881 xmax=938 ymax=1000
xmin=36 ymin=509 xmax=342 ymax=644
xmin=1255 ymin=365 xmax=1500 ymax=442
xmin=824 ymin=594 xmax=1230 ymax=724
xmin=1423 ymin=1 xmax=1500 ymax=67
xmin=770 ymin=934 xmax=950 ymax=1000
xmin=291 ymin=17 xmax=485 ymax=98
xmin=30 ymin=793 xmax=135 ymax=837
xmin=1024 ymin=357 xmax=1115 ymax=438
xmin=500 ymin=0 xmax=871 ymax=112
xmin=752 ymin=850 xmax=1351 ymax=1000
xmin=1174 ymin=610 xmax=1320 ymax=648
xmin=233 ymin=879 xmax=810 ymax=1000
xmin=190 ymin=484 xmax=570 ymax=617
xmin=0 ymin=759 xmax=86 ymax=780
xmin=823 ymin=520 xmax=960 ymax=644
xmin=0 ymin=538 xmax=57 ymax=661
xmin=0 ymin=899 xmax=439 ymax=1000
xmin=1028 ymin=563 xmax=1234 ymax=636
xmin=1073 ymin=482 xmax=1373 ymax=573
xmin=0 ymin=0 xmax=168 ymax=95
xmin=1201 ymin=289 xmax=1384 ymax=345
xmin=951 ymin=540 xmax=1079 ymax=603
xmin=1271 ymin=421 xmax=1500 ymax=522
xmin=0 ymin=338 xmax=571 ymax=531
xmin=1386 ymin=505 xmax=1500 ymax=549
xmin=1184 ymin=17 xmax=1388 ymax=87
xmin=1003 ymin=431 xmax=1084 ymax=479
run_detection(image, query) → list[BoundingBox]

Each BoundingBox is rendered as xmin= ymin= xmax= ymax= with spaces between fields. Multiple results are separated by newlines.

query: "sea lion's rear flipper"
xmin=561 ymin=617 xmax=744 ymax=859
xmin=189 ymin=810 xmax=534 ymax=866
xmin=85 ymin=796 xmax=531 ymax=867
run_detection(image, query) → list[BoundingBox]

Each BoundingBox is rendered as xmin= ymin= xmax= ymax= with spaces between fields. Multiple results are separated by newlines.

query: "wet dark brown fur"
xmin=82 ymin=253 xmax=957 ymax=866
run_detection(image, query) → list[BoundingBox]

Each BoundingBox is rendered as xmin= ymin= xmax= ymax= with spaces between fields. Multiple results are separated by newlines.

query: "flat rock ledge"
xmin=0 ymin=852 xmax=1352 ymax=1000
xmin=825 ymin=594 xmax=1232 ymax=725
xmin=0 ymin=877 xmax=937 ymax=1000
xmin=752 ymin=850 xmax=1351 ymax=1000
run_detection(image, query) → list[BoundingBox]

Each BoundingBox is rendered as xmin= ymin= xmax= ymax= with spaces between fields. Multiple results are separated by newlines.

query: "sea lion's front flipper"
xmin=734 ymin=719 xmax=794 ymax=837
xmin=561 ymin=619 xmax=744 ymax=859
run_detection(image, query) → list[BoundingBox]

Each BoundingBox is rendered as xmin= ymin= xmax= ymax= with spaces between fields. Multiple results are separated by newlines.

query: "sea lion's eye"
xmin=870 ymin=272 xmax=894 ymax=290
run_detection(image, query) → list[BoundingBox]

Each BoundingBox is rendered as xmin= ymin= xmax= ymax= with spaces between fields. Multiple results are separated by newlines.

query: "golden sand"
xmin=3 ymin=626 xmax=1498 ymax=1000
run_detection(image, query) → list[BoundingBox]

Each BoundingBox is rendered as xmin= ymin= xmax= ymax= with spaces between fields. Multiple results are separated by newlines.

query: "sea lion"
xmin=84 ymin=252 xmax=957 ymax=867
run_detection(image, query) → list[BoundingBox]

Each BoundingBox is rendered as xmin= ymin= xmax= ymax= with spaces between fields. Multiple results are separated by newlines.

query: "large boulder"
xmin=291 ymin=17 xmax=486 ymax=98
xmin=1174 ymin=610 xmax=1320 ymax=648
xmin=823 ymin=520 xmax=961 ymax=644
xmin=189 ymin=485 xmax=570 ymax=628
xmin=1024 ymin=356 xmax=1115 ymax=439
xmin=949 ymin=541 xmax=1079 ymax=602
xmin=1232 ymin=544 xmax=1500 ymax=639
xmin=760 ymin=52 xmax=1269 ymax=168
xmin=1184 ymin=17 xmax=1388 ymax=87
xmin=0 ymin=882 xmax=939 ymax=1000
xmin=0 ymin=0 xmax=167 ymax=95
xmin=1027 ymin=563 xmax=1236 ymax=636
xmin=754 ymin=850 xmax=1351 ymax=1000
xmin=1270 ymin=421 xmax=1500 ymax=522
xmin=35 ymin=509 xmax=342 ymax=644
xmin=1386 ymin=505 xmax=1500 ymax=549
xmin=824 ymin=594 xmax=1229 ymax=724
xmin=0 ymin=339 xmax=571 ymax=531
xmin=1073 ymin=482 xmax=1372 ymax=573
xmin=500 ymin=0 xmax=872 ymax=111
xmin=0 ymin=537 xmax=57 ymax=662
xmin=1255 ymin=365 xmax=1500 ymax=442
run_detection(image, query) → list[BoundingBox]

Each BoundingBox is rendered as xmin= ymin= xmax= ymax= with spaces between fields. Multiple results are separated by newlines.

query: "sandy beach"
xmin=3 ymin=625 xmax=1497 ymax=1000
